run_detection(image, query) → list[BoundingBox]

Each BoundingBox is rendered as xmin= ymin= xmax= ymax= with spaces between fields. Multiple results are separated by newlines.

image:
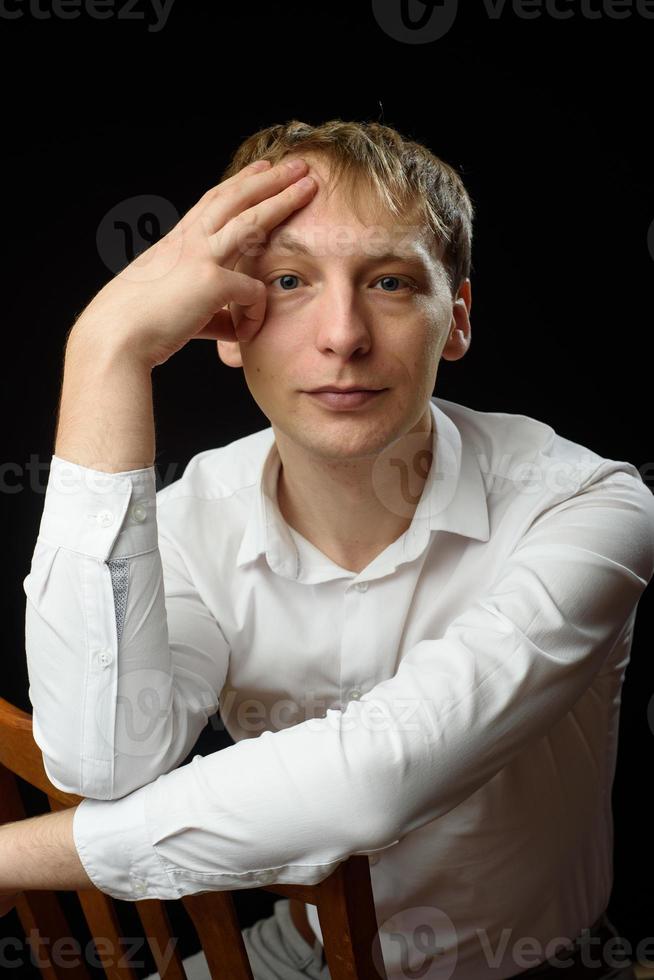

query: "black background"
xmin=1 ymin=1 xmax=652 ymax=975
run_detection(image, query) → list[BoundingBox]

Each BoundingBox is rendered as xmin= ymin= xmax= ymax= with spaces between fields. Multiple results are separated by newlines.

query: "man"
xmin=4 ymin=120 xmax=652 ymax=979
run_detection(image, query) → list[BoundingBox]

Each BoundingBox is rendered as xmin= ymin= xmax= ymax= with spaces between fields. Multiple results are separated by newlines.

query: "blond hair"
xmin=220 ymin=118 xmax=474 ymax=296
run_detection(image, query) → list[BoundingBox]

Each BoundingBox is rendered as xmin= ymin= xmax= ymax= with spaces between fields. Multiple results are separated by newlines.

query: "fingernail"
xmin=286 ymin=158 xmax=307 ymax=172
xmin=251 ymin=160 xmax=271 ymax=172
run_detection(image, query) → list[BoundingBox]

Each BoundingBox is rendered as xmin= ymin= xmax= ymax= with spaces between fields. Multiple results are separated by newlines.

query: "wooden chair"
xmin=0 ymin=696 xmax=388 ymax=980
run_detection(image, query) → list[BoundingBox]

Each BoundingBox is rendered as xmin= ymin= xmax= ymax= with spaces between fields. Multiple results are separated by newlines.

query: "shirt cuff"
xmin=37 ymin=454 xmax=158 ymax=561
xmin=73 ymin=790 xmax=182 ymax=902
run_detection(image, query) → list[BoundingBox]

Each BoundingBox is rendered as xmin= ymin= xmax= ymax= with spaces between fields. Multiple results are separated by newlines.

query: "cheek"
xmin=252 ymin=309 xmax=307 ymax=357
xmin=420 ymin=305 xmax=451 ymax=354
xmin=396 ymin=319 xmax=444 ymax=363
xmin=239 ymin=316 xmax=302 ymax=385
xmin=426 ymin=327 xmax=446 ymax=361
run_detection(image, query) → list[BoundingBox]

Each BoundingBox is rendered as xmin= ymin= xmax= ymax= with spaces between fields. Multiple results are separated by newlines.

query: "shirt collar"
xmin=236 ymin=398 xmax=490 ymax=580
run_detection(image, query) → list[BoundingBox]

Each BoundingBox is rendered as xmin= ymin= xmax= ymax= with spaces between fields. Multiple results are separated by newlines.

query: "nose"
xmin=312 ymin=282 xmax=373 ymax=358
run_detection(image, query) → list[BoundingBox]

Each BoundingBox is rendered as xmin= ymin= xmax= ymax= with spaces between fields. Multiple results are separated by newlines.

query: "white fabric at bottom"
xmin=142 ymin=898 xmax=329 ymax=980
xmin=143 ymin=949 xmax=209 ymax=980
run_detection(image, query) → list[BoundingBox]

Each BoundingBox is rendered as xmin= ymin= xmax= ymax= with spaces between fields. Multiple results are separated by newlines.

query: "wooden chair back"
xmin=0 ymin=696 xmax=387 ymax=979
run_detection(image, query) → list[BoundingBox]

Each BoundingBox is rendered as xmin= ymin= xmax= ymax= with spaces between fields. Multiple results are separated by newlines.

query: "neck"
xmin=273 ymin=408 xmax=434 ymax=573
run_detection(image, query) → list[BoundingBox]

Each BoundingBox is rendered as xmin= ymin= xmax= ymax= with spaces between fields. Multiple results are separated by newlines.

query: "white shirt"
xmin=23 ymin=395 xmax=654 ymax=980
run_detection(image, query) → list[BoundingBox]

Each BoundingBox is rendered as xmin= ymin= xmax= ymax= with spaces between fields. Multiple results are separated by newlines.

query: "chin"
xmin=298 ymin=419 xmax=402 ymax=458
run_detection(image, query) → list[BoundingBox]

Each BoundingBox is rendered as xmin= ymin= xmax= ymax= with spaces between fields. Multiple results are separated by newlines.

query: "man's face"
xmin=218 ymin=154 xmax=471 ymax=462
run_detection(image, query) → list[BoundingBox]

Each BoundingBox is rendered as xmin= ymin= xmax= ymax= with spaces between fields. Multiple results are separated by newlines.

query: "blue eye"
xmin=375 ymin=275 xmax=412 ymax=292
xmin=274 ymin=274 xmax=300 ymax=291
xmin=269 ymin=274 xmax=415 ymax=292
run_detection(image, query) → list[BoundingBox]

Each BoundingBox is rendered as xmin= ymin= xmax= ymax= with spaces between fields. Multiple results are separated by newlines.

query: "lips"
xmin=305 ymin=389 xmax=386 ymax=410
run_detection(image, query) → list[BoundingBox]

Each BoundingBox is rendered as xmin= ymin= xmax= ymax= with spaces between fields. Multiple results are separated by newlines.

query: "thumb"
xmin=227 ymin=295 xmax=267 ymax=344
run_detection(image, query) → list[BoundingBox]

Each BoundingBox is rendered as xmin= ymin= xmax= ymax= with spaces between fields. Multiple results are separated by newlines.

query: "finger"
xmin=178 ymin=159 xmax=273 ymax=234
xmin=198 ymin=158 xmax=311 ymax=241
xmin=213 ymin=265 xmax=265 ymax=314
xmin=207 ymin=173 xmax=317 ymax=269
xmin=228 ymin=289 xmax=268 ymax=344
xmin=192 ymin=308 xmax=238 ymax=342
xmin=191 ymin=266 xmax=267 ymax=344
xmin=195 ymin=297 xmax=266 ymax=345
xmin=210 ymin=266 xmax=268 ymax=341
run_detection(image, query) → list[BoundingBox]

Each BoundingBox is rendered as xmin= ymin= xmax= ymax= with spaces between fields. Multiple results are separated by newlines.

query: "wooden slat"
xmin=314 ymin=857 xmax=388 ymax=980
xmin=73 ymin=886 xmax=141 ymax=980
xmin=182 ymin=891 xmax=254 ymax=980
xmin=134 ymin=899 xmax=188 ymax=980
xmin=261 ymin=857 xmax=388 ymax=980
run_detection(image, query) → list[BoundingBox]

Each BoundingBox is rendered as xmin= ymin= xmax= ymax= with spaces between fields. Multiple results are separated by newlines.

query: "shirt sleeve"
xmin=69 ymin=461 xmax=654 ymax=902
xmin=23 ymin=454 xmax=231 ymax=800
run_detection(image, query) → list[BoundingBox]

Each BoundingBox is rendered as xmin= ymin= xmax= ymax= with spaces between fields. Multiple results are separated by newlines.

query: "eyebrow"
xmin=261 ymin=230 xmax=434 ymax=274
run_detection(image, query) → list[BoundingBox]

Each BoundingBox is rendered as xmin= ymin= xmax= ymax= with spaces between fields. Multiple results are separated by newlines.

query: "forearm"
xmin=54 ymin=322 xmax=155 ymax=473
xmin=0 ymin=808 xmax=94 ymax=891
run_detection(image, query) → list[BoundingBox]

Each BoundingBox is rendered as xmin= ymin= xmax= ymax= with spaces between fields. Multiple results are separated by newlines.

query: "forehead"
xmin=253 ymin=153 xmax=442 ymax=273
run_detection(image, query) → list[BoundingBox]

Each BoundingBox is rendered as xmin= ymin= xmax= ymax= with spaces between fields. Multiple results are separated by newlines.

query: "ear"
xmin=216 ymin=340 xmax=244 ymax=368
xmin=441 ymin=277 xmax=472 ymax=362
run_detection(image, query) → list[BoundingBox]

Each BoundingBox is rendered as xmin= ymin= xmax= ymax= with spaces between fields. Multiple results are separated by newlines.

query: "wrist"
xmin=66 ymin=318 xmax=153 ymax=375
xmin=0 ymin=808 xmax=95 ymax=892
xmin=55 ymin=322 xmax=157 ymax=473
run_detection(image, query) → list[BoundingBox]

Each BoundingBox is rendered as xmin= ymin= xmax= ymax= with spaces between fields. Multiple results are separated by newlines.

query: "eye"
xmin=372 ymin=275 xmax=416 ymax=293
xmin=271 ymin=274 xmax=302 ymax=291
xmin=268 ymin=274 xmax=417 ymax=293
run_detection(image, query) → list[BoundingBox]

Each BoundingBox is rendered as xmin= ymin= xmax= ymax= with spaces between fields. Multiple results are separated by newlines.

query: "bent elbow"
xmin=41 ymin=751 xmax=146 ymax=802
xmin=41 ymin=753 xmax=88 ymax=798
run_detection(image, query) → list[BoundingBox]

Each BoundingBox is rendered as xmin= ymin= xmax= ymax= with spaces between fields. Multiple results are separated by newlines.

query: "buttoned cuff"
xmin=38 ymin=454 xmax=158 ymax=561
xmin=73 ymin=789 xmax=182 ymax=902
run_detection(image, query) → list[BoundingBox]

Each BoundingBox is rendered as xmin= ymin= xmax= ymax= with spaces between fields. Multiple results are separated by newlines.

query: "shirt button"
xmin=348 ymin=689 xmax=362 ymax=702
xmin=354 ymin=581 xmax=368 ymax=592
xmin=131 ymin=503 xmax=147 ymax=523
xmin=369 ymin=854 xmax=380 ymax=866
xmin=260 ymin=870 xmax=275 ymax=884
xmin=133 ymin=879 xmax=147 ymax=896
xmin=97 ymin=509 xmax=114 ymax=527
xmin=98 ymin=649 xmax=113 ymax=668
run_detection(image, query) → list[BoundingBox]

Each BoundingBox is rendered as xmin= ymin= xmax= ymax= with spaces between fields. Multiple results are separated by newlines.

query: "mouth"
xmin=304 ymin=389 xmax=388 ymax=410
